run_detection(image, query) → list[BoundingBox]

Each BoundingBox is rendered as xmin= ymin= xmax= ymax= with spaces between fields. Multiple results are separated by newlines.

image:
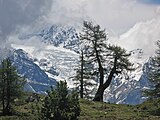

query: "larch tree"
xmin=145 ymin=40 xmax=160 ymax=99
xmin=80 ymin=21 xmax=134 ymax=101
xmin=0 ymin=58 xmax=25 ymax=115
xmin=72 ymin=49 xmax=96 ymax=99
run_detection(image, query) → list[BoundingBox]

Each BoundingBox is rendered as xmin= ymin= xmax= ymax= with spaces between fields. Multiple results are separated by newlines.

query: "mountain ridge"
xmin=9 ymin=24 xmax=152 ymax=104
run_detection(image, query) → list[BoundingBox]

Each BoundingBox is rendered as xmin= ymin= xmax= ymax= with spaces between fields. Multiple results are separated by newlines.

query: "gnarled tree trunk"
xmin=93 ymin=57 xmax=117 ymax=101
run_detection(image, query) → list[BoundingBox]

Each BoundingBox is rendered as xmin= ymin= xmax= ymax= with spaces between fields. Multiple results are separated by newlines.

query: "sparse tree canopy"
xmin=80 ymin=21 xmax=134 ymax=101
xmin=0 ymin=58 xmax=25 ymax=115
xmin=72 ymin=50 xmax=96 ymax=99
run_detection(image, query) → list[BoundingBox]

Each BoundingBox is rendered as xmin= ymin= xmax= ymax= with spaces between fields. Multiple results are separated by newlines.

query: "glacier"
xmin=10 ymin=49 xmax=57 ymax=94
xmin=8 ymin=24 xmax=152 ymax=105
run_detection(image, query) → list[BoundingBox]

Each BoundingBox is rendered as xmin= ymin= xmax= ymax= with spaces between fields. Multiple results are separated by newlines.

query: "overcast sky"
xmin=0 ymin=0 xmax=160 ymax=57
xmin=0 ymin=0 xmax=159 ymax=36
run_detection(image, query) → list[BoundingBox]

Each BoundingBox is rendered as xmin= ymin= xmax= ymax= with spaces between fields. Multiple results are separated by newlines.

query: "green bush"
xmin=150 ymin=107 xmax=160 ymax=116
xmin=39 ymin=81 xmax=80 ymax=120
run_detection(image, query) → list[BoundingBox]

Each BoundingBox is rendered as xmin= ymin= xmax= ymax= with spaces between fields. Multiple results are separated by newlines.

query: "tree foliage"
xmin=80 ymin=21 xmax=134 ymax=101
xmin=40 ymin=81 xmax=80 ymax=120
xmin=0 ymin=58 xmax=25 ymax=115
xmin=72 ymin=50 xmax=96 ymax=99
xmin=145 ymin=40 xmax=160 ymax=99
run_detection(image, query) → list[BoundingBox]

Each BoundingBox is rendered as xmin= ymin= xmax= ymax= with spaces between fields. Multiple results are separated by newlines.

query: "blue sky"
xmin=140 ymin=0 xmax=160 ymax=5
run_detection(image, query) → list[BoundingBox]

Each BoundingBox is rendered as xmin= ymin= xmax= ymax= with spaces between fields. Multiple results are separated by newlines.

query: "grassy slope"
xmin=80 ymin=99 xmax=160 ymax=120
xmin=0 ymin=93 xmax=160 ymax=120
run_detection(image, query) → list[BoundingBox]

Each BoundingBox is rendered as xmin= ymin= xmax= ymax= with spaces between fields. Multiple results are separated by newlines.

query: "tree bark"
xmin=93 ymin=57 xmax=117 ymax=102
xmin=93 ymin=68 xmax=115 ymax=101
xmin=94 ymin=44 xmax=104 ymax=86
xmin=92 ymin=41 xmax=105 ymax=101
xmin=2 ymin=86 xmax=5 ymax=115
xmin=93 ymin=85 xmax=105 ymax=101
xmin=80 ymin=51 xmax=84 ymax=98
xmin=4 ymin=61 xmax=11 ymax=115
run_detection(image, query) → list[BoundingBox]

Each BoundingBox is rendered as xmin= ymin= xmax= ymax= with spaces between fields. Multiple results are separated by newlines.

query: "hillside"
xmin=80 ymin=99 xmax=160 ymax=120
xmin=0 ymin=93 xmax=160 ymax=120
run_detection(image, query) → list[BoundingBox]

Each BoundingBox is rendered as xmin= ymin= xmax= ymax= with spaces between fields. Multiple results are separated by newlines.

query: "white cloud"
xmin=118 ymin=16 xmax=160 ymax=58
xmin=84 ymin=0 xmax=159 ymax=35
xmin=1 ymin=0 xmax=160 ymax=59
xmin=1 ymin=0 xmax=159 ymax=37
xmin=80 ymin=0 xmax=160 ymax=59
xmin=0 ymin=0 xmax=53 ymax=39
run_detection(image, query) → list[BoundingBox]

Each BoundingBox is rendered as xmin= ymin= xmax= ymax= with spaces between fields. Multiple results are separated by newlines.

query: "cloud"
xmin=1 ymin=0 xmax=159 ymax=38
xmin=0 ymin=0 xmax=53 ymax=39
xmin=8 ymin=34 xmax=46 ymax=49
xmin=80 ymin=0 xmax=160 ymax=59
xmin=16 ymin=0 xmax=160 ymax=36
xmin=84 ymin=0 xmax=159 ymax=35
xmin=118 ymin=17 xmax=160 ymax=58
xmin=1 ymin=0 xmax=160 ymax=60
xmin=40 ymin=0 xmax=87 ymax=28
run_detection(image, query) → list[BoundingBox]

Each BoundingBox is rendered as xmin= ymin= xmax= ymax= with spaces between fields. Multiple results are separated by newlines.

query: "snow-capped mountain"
xmin=10 ymin=49 xmax=57 ymax=94
xmin=11 ymin=43 xmax=79 ymax=88
xmin=9 ymin=25 xmax=152 ymax=104
xmin=19 ymin=25 xmax=80 ymax=53
xmin=103 ymin=48 xmax=153 ymax=105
